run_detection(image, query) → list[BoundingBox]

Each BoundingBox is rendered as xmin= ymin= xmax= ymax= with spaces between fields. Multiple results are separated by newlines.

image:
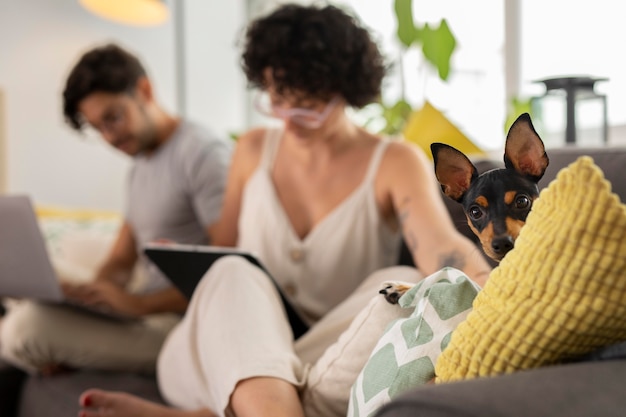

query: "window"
xmin=332 ymin=0 xmax=506 ymax=150
xmin=518 ymin=0 xmax=623 ymax=146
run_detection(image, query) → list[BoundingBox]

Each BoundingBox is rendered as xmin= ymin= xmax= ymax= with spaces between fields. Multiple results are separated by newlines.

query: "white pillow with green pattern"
xmin=348 ymin=267 xmax=480 ymax=417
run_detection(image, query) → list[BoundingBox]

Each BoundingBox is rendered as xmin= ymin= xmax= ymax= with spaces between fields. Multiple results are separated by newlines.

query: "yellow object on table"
xmin=402 ymin=101 xmax=486 ymax=160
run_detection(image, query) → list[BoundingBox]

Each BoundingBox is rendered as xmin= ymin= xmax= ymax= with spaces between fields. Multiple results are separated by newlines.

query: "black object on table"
xmin=534 ymin=76 xmax=608 ymax=145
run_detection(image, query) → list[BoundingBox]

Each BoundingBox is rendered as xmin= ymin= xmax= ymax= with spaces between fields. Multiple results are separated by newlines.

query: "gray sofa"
xmin=2 ymin=145 xmax=625 ymax=417
xmin=376 ymin=357 xmax=626 ymax=417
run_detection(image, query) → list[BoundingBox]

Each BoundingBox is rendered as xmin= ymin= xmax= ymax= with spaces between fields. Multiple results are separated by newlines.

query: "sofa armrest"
xmin=376 ymin=359 xmax=626 ymax=417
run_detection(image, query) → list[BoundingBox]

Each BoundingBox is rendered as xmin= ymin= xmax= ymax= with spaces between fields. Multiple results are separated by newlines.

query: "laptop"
xmin=143 ymin=242 xmax=310 ymax=338
xmin=0 ymin=194 xmax=133 ymax=320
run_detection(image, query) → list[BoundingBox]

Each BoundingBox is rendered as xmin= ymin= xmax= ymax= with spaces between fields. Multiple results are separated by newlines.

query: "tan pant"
xmin=0 ymin=301 xmax=180 ymax=374
xmin=157 ymin=256 xmax=423 ymax=416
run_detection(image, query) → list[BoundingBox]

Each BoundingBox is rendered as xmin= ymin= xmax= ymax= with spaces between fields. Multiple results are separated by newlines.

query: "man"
xmin=0 ymin=43 xmax=232 ymax=375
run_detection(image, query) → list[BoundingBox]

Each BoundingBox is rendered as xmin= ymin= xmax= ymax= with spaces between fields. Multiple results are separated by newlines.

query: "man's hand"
xmin=61 ymin=281 xmax=147 ymax=318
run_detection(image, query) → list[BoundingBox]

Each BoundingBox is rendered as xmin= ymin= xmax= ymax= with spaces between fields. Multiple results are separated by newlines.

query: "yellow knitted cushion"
xmin=435 ymin=156 xmax=626 ymax=382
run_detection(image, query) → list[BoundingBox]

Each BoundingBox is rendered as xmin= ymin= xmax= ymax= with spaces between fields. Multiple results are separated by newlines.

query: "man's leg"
xmin=0 ymin=301 xmax=179 ymax=374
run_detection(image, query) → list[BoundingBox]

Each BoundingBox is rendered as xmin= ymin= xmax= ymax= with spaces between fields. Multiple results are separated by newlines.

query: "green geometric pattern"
xmin=347 ymin=267 xmax=480 ymax=417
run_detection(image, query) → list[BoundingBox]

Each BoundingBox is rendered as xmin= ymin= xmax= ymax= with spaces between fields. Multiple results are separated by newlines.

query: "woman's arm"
xmin=381 ymin=141 xmax=492 ymax=286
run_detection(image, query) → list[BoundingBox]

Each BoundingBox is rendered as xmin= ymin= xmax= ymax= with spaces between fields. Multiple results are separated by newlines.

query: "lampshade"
xmin=79 ymin=0 xmax=169 ymax=26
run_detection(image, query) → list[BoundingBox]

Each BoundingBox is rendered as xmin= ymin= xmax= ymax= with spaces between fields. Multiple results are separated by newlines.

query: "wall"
xmin=0 ymin=0 xmax=246 ymax=211
xmin=0 ymin=88 xmax=5 ymax=192
xmin=182 ymin=1 xmax=247 ymax=139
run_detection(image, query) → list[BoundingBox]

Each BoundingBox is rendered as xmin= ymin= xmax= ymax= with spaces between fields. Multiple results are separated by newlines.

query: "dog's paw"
xmin=379 ymin=281 xmax=414 ymax=305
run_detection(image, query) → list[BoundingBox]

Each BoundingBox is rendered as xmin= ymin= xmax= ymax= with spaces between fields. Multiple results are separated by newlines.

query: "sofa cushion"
xmin=33 ymin=206 xmax=147 ymax=292
xmin=435 ymin=156 xmax=626 ymax=382
xmin=301 ymin=268 xmax=420 ymax=417
xmin=348 ymin=268 xmax=479 ymax=417
xmin=539 ymin=146 xmax=626 ymax=199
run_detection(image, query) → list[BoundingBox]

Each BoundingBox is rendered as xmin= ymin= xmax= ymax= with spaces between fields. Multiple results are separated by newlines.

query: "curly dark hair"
xmin=241 ymin=3 xmax=387 ymax=108
xmin=62 ymin=43 xmax=146 ymax=130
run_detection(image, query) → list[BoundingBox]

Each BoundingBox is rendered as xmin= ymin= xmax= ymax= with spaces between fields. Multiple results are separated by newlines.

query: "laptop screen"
xmin=0 ymin=195 xmax=64 ymax=301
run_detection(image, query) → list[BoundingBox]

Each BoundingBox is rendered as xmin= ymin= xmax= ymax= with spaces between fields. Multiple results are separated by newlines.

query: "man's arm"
xmin=184 ymin=136 xmax=236 ymax=247
xmin=63 ymin=221 xmax=188 ymax=316
xmin=68 ymin=283 xmax=188 ymax=316
xmin=382 ymin=141 xmax=492 ymax=286
xmin=92 ymin=221 xmax=138 ymax=286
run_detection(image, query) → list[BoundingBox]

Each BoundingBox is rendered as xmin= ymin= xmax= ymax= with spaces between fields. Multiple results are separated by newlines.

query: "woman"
xmin=79 ymin=4 xmax=491 ymax=417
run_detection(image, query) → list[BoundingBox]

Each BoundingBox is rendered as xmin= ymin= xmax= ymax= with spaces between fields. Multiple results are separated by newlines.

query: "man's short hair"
xmin=62 ymin=43 xmax=147 ymax=130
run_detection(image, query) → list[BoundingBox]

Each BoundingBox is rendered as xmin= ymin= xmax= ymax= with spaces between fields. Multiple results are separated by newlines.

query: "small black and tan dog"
xmin=431 ymin=113 xmax=549 ymax=262
xmin=381 ymin=113 xmax=548 ymax=302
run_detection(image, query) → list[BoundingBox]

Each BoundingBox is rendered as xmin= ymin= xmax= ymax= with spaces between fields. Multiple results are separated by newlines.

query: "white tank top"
xmin=238 ymin=128 xmax=401 ymax=324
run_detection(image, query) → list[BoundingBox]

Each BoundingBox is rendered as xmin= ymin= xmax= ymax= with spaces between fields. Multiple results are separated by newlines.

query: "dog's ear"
xmin=431 ymin=143 xmax=478 ymax=202
xmin=504 ymin=113 xmax=549 ymax=182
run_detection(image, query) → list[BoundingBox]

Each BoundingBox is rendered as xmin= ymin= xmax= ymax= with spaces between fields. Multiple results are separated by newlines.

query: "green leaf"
xmin=380 ymin=99 xmax=413 ymax=135
xmin=504 ymin=97 xmax=534 ymax=132
xmin=420 ymin=19 xmax=456 ymax=81
xmin=394 ymin=0 xmax=419 ymax=48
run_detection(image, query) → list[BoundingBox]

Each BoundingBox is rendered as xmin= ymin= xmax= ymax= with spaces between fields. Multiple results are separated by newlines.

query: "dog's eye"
xmin=468 ymin=206 xmax=483 ymax=220
xmin=515 ymin=195 xmax=531 ymax=209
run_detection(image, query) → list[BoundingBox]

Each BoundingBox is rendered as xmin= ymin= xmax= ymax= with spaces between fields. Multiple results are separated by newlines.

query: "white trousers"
xmin=157 ymin=256 xmax=423 ymax=416
xmin=0 ymin=301 xmax=180 ymax=374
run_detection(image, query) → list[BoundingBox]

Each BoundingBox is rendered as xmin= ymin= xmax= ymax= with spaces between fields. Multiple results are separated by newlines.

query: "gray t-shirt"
xmin=126 ymin=120 xmax=233 ymax=293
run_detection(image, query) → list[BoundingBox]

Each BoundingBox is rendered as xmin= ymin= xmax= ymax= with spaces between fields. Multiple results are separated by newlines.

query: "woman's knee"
xmin=195 ymin=255 xmax=275 ymax=297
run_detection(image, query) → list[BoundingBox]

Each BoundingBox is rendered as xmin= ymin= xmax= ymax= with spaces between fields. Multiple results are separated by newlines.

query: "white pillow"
xmin=348 ymin=267 xmax=480 ymax=417
xmin=34 ymin=207 xmax=144 ymax=288
xmin=301 ymin=267 xmax=423 ymax=417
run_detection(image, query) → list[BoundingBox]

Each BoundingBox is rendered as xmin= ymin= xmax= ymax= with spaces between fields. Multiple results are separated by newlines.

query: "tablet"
xmin=143 ymin=242 xmax=309 ymax=338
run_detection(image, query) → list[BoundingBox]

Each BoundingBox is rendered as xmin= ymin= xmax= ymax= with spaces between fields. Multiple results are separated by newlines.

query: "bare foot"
xmin=79 ymin=389 xmax=215 ymax=417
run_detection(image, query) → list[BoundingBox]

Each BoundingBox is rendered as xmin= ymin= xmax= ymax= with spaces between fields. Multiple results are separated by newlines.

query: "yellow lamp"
xmin=403 ymin=101 xmax=486 ymax=160
xmin=79 ymin=0 xmax=169 ymax=27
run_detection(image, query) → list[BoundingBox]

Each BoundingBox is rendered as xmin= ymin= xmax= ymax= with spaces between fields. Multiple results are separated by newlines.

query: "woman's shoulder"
xmin=377 ymin=138 xmax=435 ymax=183
xmin=356 ymin=130 xmax=430 ymax=168
xmin=234 ymin=126 xmax=277 ymax=160
xmin=235 ymin=127 xmax=267 ymax=150
xmin=380 ymin=137 xmax=430 ymax=164
xmin=230 ymin=127 xmax=275 ymax=178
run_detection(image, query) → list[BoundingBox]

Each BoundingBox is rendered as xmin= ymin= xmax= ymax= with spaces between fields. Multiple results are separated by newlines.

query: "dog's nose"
xmin=492 ymin=236 xmax=514 ymax=255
